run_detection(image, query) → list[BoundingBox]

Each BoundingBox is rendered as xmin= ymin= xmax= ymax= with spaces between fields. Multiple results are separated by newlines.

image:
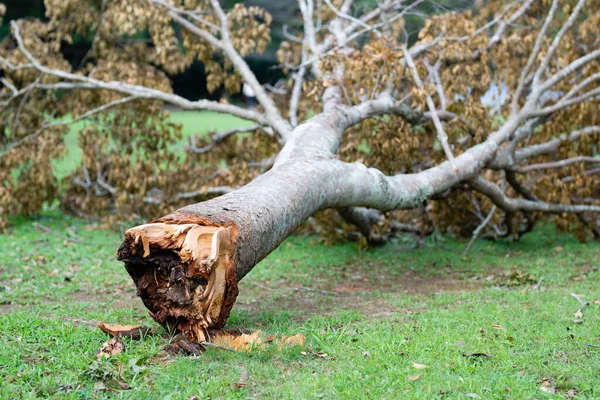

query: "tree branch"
xmin=403 ymin=45 xmax=457 ymax=171
xmin=188 ymin=125 xmax=262 ymax=154
xmin=532 ymin=0 xmax=587 ymax=88
xmin=471 ymin=176 xmax=600 ymax=214
xmin=512 ymin=126 xmax=600 ymax=163
xmin=206 ymin=0 xmax=293 ymax=139
xmin=516 ymin=156 xmax=600 ymax=173
xmin=9 ymin=21 xmax=269 ymax=127
xmin=511 ymin=0 xmax=559 ymax=112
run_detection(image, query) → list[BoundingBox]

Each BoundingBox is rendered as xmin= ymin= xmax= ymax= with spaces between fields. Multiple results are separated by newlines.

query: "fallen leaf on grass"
xmin=407 ymin=375 xmax=421 ymax=382
xmin=574 ymin=309 xmax=584 ymax=318
xmin=96 ymin=337 xmax=124 ymax=359
xmin=209 ymin=331 xmax=306 ymax=352
xmin=412 ymin=362 xmax=428 ymax=369
xmin=277 ymin=334 xmax=306 ymax=349
xmin=98 ymin=322 xmax=151 ymax=340
xmin=213 ymin=330 xmax=265 ymax=352
xmin=464 ymin=393 xmax=480 ymax=399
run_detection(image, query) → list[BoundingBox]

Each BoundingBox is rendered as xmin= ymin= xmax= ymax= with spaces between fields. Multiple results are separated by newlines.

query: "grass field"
xmin=1 ymin=112 xmax=600 ymax=399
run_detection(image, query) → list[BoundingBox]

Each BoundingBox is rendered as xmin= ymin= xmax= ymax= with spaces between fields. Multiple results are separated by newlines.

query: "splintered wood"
xmin=119 ymin=223 xmax=233 ymax=342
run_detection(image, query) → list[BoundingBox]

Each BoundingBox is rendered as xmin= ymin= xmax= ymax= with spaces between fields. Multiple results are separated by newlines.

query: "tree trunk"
xmin=116 ymin=87 xmax=600 ymax=342
xmin=116 ymin=88 xmax=519 ymax=341
xmin=117 ymin=159 xmax=352 ymax=341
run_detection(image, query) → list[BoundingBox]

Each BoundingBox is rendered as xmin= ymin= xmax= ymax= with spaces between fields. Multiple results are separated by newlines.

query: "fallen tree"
xmin=2 ymin=0 xmax=599 ymax=340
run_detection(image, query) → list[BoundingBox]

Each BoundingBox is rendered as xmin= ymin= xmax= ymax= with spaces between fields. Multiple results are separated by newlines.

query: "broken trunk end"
xmin=117 ymin=221 xmax=238 ymax=342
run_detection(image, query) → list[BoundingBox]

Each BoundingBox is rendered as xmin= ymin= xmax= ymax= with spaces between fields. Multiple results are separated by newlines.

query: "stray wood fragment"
xmin=164 ymin=335 xmax=204 ymax=356
xmin=571 ymin=292 xmax=589 ymax=319
xmin=97 ymin=322 xmax=151 ymax=340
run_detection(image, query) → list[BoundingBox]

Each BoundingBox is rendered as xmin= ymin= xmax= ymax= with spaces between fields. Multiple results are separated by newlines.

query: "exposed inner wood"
xmin=117 ymin=222 xmax=235 ymax=342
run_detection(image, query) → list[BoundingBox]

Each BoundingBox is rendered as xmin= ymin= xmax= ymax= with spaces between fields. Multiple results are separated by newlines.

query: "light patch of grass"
xmin=52 ymin=110 xmax=253 ymax=181
xmin=1 ymin=210 xmax=599 ymax=399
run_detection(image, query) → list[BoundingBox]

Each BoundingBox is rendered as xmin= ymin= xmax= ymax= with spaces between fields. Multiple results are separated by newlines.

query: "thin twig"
xmin=403 ymin=45 xmax=457 ymax=171
xmin=570 ymin=292 xmax=589 ymax=308
xmin=463 ymin=205 xmax=497 ymax=257
xmin=188 ymin=125 xmax=261 ymax=154
xmin=532 ymin=277 xmax=544 ymax=292
xmin=32 ymin=222 xmax=84 ymax=244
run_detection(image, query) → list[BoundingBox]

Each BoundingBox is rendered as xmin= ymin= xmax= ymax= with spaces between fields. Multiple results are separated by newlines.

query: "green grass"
xmin=1 ymin=210 xmax=599 ymax=399
xmin=2 ymin=111 xmax=600 ymax=398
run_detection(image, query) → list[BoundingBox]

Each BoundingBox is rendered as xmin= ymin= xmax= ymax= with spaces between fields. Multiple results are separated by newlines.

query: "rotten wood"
xmin=117 ymin=221 xmax=237 ymax=342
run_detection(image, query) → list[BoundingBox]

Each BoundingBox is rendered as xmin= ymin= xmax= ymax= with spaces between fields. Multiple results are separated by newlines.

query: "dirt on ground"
xmin=235 ymin=264 xmax=482 ymax=322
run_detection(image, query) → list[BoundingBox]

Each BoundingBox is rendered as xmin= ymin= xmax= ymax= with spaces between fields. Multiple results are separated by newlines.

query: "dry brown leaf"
xmin=96 ymin=337 xmax=124 ymax=359
xmin=574 ymin=309 xmax=584 ymax=318
xmin=98 ymin=322 xmax=151 ymax=340
xmin=213 ymin=330 xmax=265 ymax=351
xmin=277 ymin=333 xmax=306 ymax=349
xmin=407 ymin=375 xmax=421 ymax=381
xmin=412 ymin=362 xmax=428 ymax=369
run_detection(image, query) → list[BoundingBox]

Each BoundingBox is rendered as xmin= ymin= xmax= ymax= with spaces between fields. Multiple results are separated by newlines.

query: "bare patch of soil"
xmin=235 ymin=266 xmax=482 ymax=322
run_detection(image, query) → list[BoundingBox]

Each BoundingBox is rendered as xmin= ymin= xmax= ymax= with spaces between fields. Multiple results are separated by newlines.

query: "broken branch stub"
xmin=117 ymin=221 xmax=237 ymax=342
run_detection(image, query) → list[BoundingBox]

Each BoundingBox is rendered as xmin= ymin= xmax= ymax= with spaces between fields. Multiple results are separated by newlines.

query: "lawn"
xmin=1 ymin=111 xmax=599 ymax=399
